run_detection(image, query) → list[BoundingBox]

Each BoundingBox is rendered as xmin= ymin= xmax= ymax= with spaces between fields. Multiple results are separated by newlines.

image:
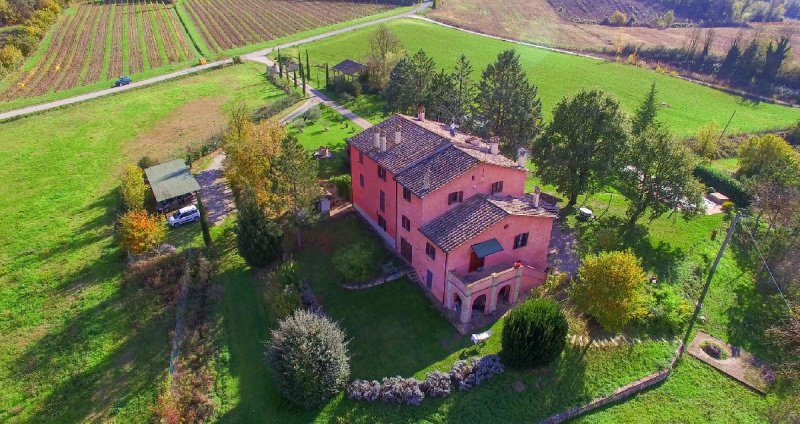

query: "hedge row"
xmin=693 ymin=164 xmax=751 ymax=206
xmin=346 ymin=355 xmax=505 ymax=406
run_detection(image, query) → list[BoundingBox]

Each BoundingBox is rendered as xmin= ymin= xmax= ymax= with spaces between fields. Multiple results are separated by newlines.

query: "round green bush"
xmin=501 ymin=298 xmax=568 ymax=368
xmin=267 ymin=309 xmax=350 ymax=408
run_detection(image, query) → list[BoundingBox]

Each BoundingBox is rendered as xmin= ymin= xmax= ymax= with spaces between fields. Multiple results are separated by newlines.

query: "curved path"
xmin=0 ymin=2 xmax=431 ymax=122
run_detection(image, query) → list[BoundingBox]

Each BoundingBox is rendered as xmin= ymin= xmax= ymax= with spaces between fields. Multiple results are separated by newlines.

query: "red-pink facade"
xmin=349 ymin=114 xmax=557 ymax=323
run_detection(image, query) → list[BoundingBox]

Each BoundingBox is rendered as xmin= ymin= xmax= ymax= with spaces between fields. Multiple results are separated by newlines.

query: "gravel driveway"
xmin=196 ymin=154 xmax=235 ymax=226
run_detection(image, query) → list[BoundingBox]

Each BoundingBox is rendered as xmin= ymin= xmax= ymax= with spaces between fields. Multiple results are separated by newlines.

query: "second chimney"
xmin=517 ymin=147 xmax=528 ymax=168
xmin=380 ymin=132 xmax=387 ymax=152
xmin=394 ymin=124 xmax=402 ymax=145
xmin=374 ymin=131 xmax=381 ymax=149
xmin=533 ymin=186 xmax=541 ymax=208
xmin=417 ymin=105 xmax=426 ymax=121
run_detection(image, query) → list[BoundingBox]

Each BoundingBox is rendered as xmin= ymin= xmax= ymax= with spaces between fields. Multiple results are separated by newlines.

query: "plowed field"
xmin=182 ymin=0 xmax=398 ymax=52
xmin=4 ymin=0 xmax=196 ymax=99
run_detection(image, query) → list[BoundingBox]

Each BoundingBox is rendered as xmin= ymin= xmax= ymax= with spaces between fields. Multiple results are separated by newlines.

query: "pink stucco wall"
xmin=350 ymin=146 xmax=398 ymax=244
xmin=351 ymin=143 xmax=553 ymax=308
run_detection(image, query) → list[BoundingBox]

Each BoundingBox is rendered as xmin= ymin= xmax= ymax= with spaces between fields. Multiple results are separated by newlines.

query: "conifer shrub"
xmin=267 ymin=310 xmax=350 ymax=408
xmin=501 ymin=298 xmax=568 ymax=368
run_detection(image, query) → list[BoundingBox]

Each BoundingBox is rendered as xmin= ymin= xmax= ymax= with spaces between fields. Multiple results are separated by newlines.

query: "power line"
xmin=739 ymin=218 xmax=793 ymax=311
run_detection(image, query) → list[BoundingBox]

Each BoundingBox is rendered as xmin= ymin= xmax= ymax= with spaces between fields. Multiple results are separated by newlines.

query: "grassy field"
xmin=292 ymin=19 xmax=799 ymax=136
xmin=427 ymin=0 xmax=800 ymax=66
xmin=0 ymin=62 xmax=284 ymax=422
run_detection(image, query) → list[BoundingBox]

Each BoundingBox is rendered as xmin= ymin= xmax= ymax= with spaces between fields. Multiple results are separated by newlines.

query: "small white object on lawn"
xmin=471 ymin=330 xmax=492 ymax=344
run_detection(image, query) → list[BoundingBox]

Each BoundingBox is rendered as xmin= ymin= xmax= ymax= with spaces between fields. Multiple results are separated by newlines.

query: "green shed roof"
xmin=471 ymin=238 xmax=504 ymax=259
xmin=144 ymin=159 xmax=201 ymax=203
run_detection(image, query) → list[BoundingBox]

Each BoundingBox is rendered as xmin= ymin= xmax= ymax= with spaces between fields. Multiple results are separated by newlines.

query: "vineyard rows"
xmin=183 ymin=0 xmax=396 ymax=51
xmin=4 ymin=0 xmax=196 ymax=99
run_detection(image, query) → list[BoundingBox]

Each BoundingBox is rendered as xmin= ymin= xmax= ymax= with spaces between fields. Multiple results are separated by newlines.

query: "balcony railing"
xmin=448 ymin=263 xmax=545 ymax=296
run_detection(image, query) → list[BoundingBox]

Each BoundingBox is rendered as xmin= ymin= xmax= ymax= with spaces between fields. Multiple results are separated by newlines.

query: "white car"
xmin=168 ymin=205 xmax=200 ymax=227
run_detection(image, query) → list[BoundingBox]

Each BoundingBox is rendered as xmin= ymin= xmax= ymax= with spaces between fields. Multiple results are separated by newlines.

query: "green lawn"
xmin=291 ymin=19 xmax=799 ymax=136
xmin=212 ymin=214 xmax=682 ymax=422
xmin=286 ymin=103 xmax=364 ymax=179
xmin=0 ymin=62 xmax=284 ymax=422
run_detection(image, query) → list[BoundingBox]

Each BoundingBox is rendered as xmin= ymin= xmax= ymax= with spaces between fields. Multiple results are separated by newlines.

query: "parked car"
xmin=168 ymin=205 xmax=200 ymax=227
xmin=114 ymin=76 xmax=132 ymax=87
xmin=156 ymin=193 xmax=195 ymax=213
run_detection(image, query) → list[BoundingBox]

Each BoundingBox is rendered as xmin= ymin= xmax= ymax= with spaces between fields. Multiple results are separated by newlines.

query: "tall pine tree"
xmin=474 ymin=49 xmax=542 ymax=153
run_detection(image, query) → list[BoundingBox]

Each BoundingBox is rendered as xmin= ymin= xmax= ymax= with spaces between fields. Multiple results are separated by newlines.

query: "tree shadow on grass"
xmin=574 ymin=216 xmax=686 ymax=280
xmin=725 ymin=277 xmax=788 ymax=362
xmin=10 ymin=256 xmax=172 ymax=422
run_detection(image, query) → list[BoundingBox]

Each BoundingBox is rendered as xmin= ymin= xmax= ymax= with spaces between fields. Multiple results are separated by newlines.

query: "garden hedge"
xmin=693 ymin=164 xmax=751 ymax=206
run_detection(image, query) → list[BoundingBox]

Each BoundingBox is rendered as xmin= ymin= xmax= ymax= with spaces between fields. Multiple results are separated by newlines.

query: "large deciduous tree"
xmin=571 ymin=250 xmax=647 ymax=334
xmin=532 ymin=89 xmax=627 ymax=208
xmin=366 ymin=24 xmax=403 ymax=90
xmin=273 ymin=136 xmax=320 ymax=249
xmin=474 ymin=49 xmax=542 ymax=154
xmin=738 ymin=134 xmax=800 ymax=188
xmin=618 ymin=124 xmax=704 ymax=229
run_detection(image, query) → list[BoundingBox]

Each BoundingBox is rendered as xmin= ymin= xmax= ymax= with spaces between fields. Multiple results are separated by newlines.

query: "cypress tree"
xmin=277 ymin=48 xmax=283 ymax=77
xmin=325 ymin=63 xmax=330 ymax=87
xmin=305 ymin=49 xmax=311 ymax=81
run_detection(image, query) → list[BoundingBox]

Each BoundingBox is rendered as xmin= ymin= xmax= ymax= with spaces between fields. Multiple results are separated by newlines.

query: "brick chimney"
xmin=380 ymin=132 xmax=387 ymax=152
xmin=417 ymin=105 xmax=426 ymax=121
xmin=533 ymin=186 xmax=541 ymax=208
xmin=517 ymin=147 xmax=527 ymax=167
xmin=374 ymin=131 xmax=380 ymax=149
xmin=394 ymin=124 xmax=402 ymax=145
xmin=489 ymin=136 xmax=500 ymax=155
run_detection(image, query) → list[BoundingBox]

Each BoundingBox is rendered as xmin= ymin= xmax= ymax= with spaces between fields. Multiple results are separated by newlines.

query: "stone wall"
xmin=540 ymin=342 xmax=684 ymax=424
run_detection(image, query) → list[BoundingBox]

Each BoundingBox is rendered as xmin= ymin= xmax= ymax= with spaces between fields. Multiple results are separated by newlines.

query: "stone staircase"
xmin=406 ymin=269 xmax=423 ymax=286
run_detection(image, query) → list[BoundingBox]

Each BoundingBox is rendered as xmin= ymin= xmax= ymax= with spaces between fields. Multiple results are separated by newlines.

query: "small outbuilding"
xmin=144 ymin=159 xmax=201 ymax=212
xmin=333 ymin=59 xmax=366 ymax=79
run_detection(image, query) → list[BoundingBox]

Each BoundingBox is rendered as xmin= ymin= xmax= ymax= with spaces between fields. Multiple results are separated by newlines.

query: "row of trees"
xmin=718 ymin=35 xmax=791 ymax=87
xmin=656 ymin=0 xmax=787 ymax=22
xmin=222 ymin=104 xmax=319 ymax=268
xmin=381 ymin=41 xmax=702 ymax=228
xmin=536 ymin=84 xmax=704 ymax=227
xmin=384 ymin=48 xmax=541 ymax=155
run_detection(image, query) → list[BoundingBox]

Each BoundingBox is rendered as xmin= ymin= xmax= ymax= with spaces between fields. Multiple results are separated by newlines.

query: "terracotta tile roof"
xmin=394 ymin=146 xmax=480 ymax=198
xmin=487 ymin=194 xmax=560 ymax=216
xmin=420 ymin=194 xmax=558 ymax=252
xmin=348 ymin=115 xmax=450 ymax=174
xmin=455 ymin=145 xmax=520 ymax=168
xmin=333 ymin=59 xmax=366 ymax=75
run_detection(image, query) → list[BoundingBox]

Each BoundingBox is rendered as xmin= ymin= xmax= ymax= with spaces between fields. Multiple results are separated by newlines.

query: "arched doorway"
xmin=498 ymin=285 xmax=511 ymax=305
xmin=452 ymin=293 xmax=463 ymax=314
xmin=472 ymin=294 xmax=487 ymax=316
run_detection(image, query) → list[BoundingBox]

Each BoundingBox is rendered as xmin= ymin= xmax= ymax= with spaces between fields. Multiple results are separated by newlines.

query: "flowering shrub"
xmin=379 ymin=376 xmax=424 ymax=406
xmin=347 ymin=355 xmax=504 ymax=406
xmin=450 ymin=354 xmax=505 ymax=391
xmin=420 ymin=371 xmax=451 ymax=398
xmin=346 ymin=380 xmax=381 ymax=402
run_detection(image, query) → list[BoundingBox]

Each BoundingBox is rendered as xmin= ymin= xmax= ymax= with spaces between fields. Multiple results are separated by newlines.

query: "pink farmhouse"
xmin=348 ymin=111 xmax=558 ymax=324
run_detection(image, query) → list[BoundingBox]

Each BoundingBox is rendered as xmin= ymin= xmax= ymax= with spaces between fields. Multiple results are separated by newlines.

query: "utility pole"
xmin=680 ymin=212 xmax=741 ymax=357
